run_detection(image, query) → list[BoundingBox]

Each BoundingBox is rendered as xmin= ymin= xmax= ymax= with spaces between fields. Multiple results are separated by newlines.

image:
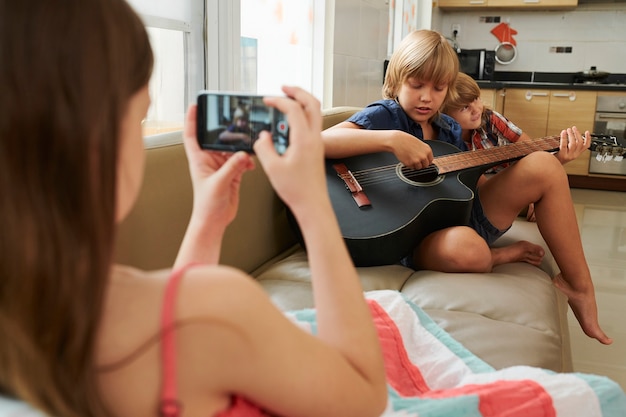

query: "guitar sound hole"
xmin=396 ymin=164 xmax=444 ymax=186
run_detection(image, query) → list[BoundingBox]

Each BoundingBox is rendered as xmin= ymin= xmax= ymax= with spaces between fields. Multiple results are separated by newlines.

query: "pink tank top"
xmin=159 ymin=265 xmax=268 ymax=417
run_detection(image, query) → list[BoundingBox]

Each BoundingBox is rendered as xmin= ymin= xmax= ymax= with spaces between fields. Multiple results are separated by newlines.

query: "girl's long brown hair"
xmin=0 ymin=0 xmax=153 ymax=415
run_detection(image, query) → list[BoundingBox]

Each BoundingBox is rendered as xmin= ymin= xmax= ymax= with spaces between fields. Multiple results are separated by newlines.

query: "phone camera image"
xmin=197 ymin=92 xmax=289 ymax=155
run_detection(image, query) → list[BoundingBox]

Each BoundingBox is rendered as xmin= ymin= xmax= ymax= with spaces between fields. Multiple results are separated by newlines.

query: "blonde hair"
xmin=441 ymin=72 xmax=482 ymax=114
xmin=383 ymin=29 xmax=459 ymax=100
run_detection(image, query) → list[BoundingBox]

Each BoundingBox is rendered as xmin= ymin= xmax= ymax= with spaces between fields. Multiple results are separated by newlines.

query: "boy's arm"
xmin=322 ymin=122 xmax=434 ymax=169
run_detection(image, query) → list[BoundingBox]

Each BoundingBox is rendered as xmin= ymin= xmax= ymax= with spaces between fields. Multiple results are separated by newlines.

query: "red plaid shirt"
xmin=465 ymin=108 xmax=523 ymax=173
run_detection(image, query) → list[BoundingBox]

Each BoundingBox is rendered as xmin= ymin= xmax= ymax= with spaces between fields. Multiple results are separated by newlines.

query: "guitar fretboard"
xmin=434 ymin=135 xmax=561 ymax=175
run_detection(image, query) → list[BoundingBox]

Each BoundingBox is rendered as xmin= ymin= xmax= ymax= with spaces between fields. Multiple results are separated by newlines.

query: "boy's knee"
xmin=520 ymin=152 xmax=567 ymax=183
xmin=417 ymin=227 xmax=493 ymax=273
xmin=456 ymin=244 xmax=493 ymax=272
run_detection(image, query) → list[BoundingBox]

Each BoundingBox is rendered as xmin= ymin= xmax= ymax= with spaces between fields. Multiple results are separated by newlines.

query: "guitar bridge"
xmin=333 ymin=163 xmax=371 ymax=208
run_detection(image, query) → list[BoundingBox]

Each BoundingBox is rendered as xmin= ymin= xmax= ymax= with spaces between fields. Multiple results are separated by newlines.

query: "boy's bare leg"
xmin=480 ymin=152 xmax=612 ymax=345
xmin=552 ymin=273 xmax=611 ymax=344
xmin=415 ymin=229 xmax=544 ymax=272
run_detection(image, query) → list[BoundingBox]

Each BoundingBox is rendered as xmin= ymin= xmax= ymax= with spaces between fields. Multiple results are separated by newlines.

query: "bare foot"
xmin=491 ymin=240 xmax=545 ymax=267
xmin=553 ymin=274 xmax=613 ymax=345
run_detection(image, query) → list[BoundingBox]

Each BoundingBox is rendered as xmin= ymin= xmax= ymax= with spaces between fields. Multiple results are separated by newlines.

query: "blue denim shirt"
xmin=347 ymin=99 xmax=466 ymax=151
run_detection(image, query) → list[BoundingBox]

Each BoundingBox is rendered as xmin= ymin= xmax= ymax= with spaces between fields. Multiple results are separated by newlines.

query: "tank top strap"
xmin=159 ymin=263 xmax=200 ymax=417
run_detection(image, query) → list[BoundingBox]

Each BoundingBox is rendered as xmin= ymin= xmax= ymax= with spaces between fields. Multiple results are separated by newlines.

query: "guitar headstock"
xmin=590 ymin=134 xmax=624 ymax=162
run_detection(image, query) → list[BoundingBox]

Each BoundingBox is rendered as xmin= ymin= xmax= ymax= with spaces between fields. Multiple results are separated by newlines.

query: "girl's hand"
xmin=182 ymin=104 xmax=254 ymax=229
xmin=555 ymin=126 xmax=590 ymax=164
xmin=253 ymin=86 xmax=326 ymax=212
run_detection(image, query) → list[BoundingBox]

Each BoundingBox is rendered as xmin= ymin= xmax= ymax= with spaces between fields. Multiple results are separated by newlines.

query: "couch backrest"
xmin=114 ymin=132 xmax=192 ymax=270
xmin=114 ymin=106 xmax=362 ymax=273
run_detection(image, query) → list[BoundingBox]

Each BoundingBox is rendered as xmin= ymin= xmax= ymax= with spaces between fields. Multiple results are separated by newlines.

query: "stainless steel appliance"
xmin=589 ymin=95 xmax=626 ymax=176
xmin=457 ymin=49 xmax=496 ymax=81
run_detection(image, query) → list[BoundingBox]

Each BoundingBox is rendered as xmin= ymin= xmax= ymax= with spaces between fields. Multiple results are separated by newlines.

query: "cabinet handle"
xmin=525 ymin=91 xmax=548 ymax=101
xmin=552 ymin=92 xmax=576 ymax=102
xmin=597 ymin=113 xmax=626 ymax=120
xmin=523 ymin=0 xmax=540 ymax=3
xmin=469 ymin=0 xmax=486 ymax=3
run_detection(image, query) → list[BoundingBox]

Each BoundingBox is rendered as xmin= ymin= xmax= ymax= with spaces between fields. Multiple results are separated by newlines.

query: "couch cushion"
xmin=401 ymin=262 xmax=571 ymax=372
xmin=253 ymin=218 xmax=573 ymax=373
xmin=254 ymin=248 xmax=415 ymax=311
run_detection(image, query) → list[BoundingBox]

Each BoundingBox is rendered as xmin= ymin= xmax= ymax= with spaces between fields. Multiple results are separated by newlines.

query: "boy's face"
xmin=448 ymin=98 xmax=484 ymax=130
xmin=396 ymin=77 xmax=449 ymax=125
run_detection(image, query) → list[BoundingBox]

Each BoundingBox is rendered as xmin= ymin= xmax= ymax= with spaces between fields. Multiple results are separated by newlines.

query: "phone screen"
xmin=197 ymin=91 xmax=289 ymax=155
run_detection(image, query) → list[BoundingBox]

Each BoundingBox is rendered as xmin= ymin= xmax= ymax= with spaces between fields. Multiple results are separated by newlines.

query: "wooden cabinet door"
xmin=563 ymin=150 xmax=591 ymax=176
xmin=480 ymin=89 xmax=497 ymax=110
xmin=437 ymin=0 xmax=487 ymax=8
xmin=503 ymin=88 xmax=550 ymax=139
xmin=480 ymin=88 xmax=505 ymax=114
xmin=487 ymin=0 xmax=577 ymax=8
xmin=547 ymin=90 xmax=597 ymax=136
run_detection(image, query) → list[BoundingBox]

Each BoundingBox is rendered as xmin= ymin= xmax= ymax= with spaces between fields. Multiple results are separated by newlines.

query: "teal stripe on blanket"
xmin=574 ymin=373 xmax=626 ymax=415
xmin=289 ymin=293 xmax=494 ymax=374
xmin=289 ymin=308 xmax=317 ymax=335
xmin=387 ymin=389 xmax=483 ymax=417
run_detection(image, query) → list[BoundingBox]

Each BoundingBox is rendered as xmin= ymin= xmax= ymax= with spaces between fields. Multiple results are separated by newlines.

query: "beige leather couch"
xmin=115 ymin=107 xmax=573 ymax=373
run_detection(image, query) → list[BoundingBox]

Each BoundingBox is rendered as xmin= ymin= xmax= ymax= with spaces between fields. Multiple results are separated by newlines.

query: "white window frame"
xmin=206 ymin=0 xmax=329 ymax=106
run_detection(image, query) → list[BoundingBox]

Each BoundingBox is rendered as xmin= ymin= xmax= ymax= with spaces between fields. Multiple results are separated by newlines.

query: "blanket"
xmin=1 ymin=290 xmax=624 ymax=417
xmin=290 ymin=290 xmax=626 ymax=417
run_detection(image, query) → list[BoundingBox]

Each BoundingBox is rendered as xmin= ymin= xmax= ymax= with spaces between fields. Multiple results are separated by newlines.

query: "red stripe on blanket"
xmin=368 ymin=300 xmax=431 ymax=395
xmin=368 ymin=300 xmax=556 ymax=417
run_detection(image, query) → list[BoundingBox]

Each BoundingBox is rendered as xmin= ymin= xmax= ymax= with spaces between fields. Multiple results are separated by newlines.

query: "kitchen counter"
xmin=475 ymin=71 xmax=626 ymax=92
xmin=476 ymin=80 xmax=626 ymax=92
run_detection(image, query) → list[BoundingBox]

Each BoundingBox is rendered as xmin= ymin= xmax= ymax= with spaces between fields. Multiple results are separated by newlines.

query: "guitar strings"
xmin=350 ymin=164 xmax=439 ymax=186
xmin=342 ymin=136 xmax=560 ymax=187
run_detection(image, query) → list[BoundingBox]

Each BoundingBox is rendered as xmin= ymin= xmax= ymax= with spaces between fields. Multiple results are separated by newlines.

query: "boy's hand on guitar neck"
xmin=554 ymin=126 xmax=591 ymax=165
xmin=387 ymin=130 xmax=434 ymax=170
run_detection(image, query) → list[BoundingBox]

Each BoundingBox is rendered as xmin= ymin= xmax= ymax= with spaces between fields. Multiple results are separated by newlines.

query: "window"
xmin=208 ymin=0 xmax=326 ymax=103
xmin=144 ymin=25 xmax=187 ymax=136
xmin=240 ymin=0 xmax=315 ymax=95
xmin=127 ymin=0 xmax=205 ymax=137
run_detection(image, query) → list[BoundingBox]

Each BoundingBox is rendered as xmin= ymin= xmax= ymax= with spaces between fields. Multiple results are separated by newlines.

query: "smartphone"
xmin=196 ymin=91 xmax=289 ymax=155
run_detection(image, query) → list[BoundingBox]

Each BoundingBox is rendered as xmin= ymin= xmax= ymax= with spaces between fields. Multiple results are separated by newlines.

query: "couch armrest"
xmin=321 ymin=106 xmax=362 ymax=130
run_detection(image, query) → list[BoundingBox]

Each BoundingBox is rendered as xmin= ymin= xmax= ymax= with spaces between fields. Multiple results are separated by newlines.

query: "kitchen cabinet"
xmin=563 ymin=150 xmax=591 ymax=176
xmin=502 ymin=88 xmax=550 ymax=139
xmin=480 ymin=88 xmax=505 ymax=114
xmin=502 ymin=88 xmax=596 ymax=139
xmin=547 ymin=89 xmax=597 ymax=135
xmin=437 ymin=0 xmax=576 ymax=9
xmin=503 ymin=88 xmax=598 ymax=178
xmin=437 ymin=0 xmax=487 ymax=9
xmin=486 ymin=0 xmax=577 ymax=8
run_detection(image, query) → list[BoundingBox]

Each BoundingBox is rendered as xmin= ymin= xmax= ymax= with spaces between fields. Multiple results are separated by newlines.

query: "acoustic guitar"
xmin=319 ymin=136 xmax=561 ymax=267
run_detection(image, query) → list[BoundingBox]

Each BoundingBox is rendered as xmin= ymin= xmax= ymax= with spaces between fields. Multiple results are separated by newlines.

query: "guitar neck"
xmin=434 ymin=135 xmax=561 ymax=175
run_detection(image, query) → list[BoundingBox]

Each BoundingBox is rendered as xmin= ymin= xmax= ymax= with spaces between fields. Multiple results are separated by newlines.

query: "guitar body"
xmin=327 ymin=141 xmax=485 ymax=266
xmin=287 ymin=140 xmax=487 ymax=267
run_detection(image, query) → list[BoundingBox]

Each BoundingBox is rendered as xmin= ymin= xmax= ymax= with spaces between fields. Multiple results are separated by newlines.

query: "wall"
xmin=432 ymin=3 xmax=626 ymax=73
xmin=331 ymin=0 xmax=389 ymax=107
